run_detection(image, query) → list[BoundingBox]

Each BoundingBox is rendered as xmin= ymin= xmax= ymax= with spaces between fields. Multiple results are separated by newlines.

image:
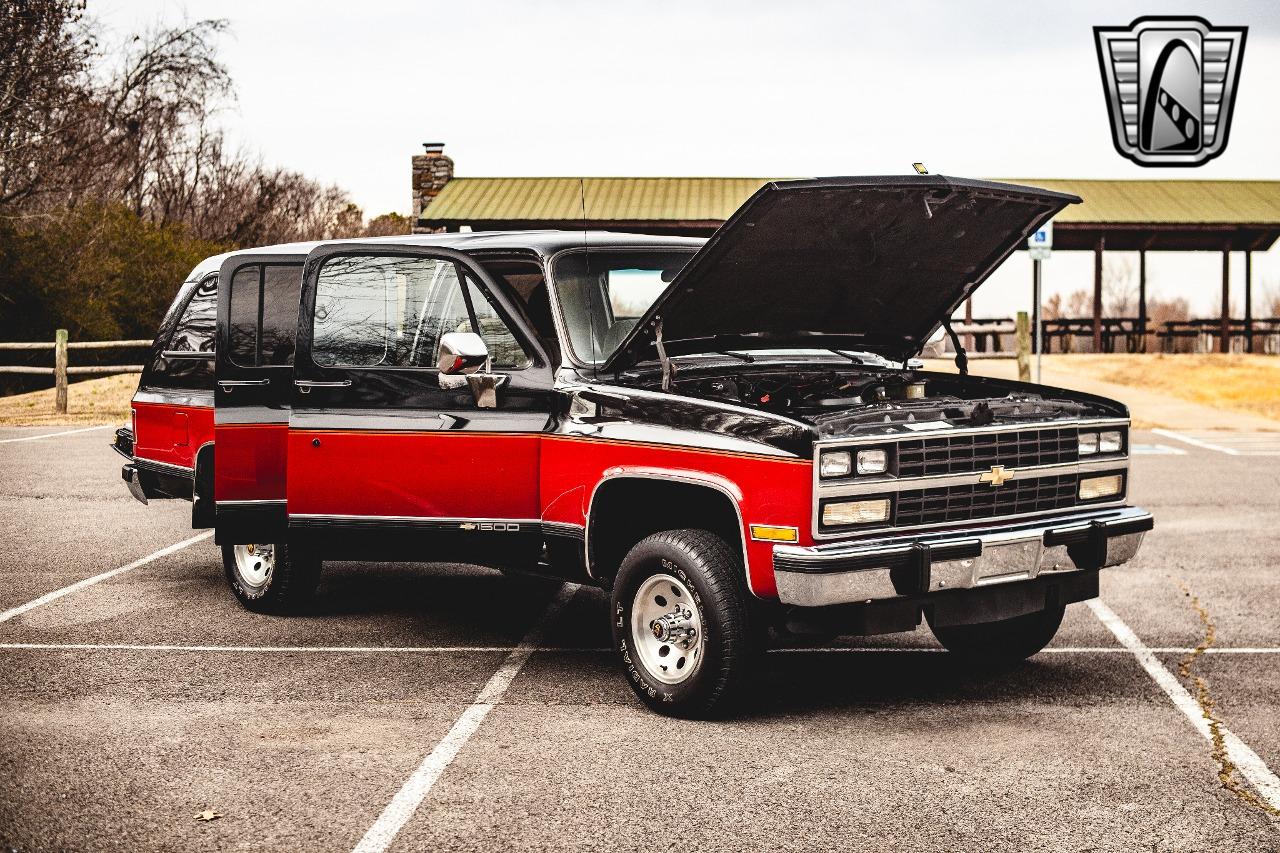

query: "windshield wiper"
xmin=716 ymin=350 xmax=755 ymax=363
xmin=831 ymin=349 xmax=866 ymax=364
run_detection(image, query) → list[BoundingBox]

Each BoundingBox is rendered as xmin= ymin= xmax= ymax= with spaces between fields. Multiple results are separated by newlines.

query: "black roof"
xmin=188 ymin=230 xmax=703 ymax=281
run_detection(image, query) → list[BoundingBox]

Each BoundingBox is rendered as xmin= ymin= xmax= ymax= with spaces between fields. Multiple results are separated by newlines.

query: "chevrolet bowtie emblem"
xmin=979 ymin=465 xmax=1015 ymax=487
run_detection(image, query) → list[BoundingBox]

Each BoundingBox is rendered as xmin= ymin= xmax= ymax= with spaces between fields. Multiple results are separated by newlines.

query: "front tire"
xmin=928 ymin=602 xmax=1065 ymax=665
xmin=222 ymin=542 xmax=321 ymax=614
xmin=610 ymin=529 xmax=752 ymax=718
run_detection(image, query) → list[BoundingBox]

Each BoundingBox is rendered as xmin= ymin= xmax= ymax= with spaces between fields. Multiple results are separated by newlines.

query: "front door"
xmin=214 ymin=255 xmax=303 ymax=543
xmin=287 ymin=246 xmax=554 ymax=566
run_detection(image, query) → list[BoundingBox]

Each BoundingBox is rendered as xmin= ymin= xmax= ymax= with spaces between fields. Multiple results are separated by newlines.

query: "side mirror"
xmin=437 ymin=332 xmax=489 ymax=375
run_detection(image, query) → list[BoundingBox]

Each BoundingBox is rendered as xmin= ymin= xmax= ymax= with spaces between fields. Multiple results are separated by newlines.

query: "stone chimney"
xmin=412 ymin=142 xmax=454 ymax=233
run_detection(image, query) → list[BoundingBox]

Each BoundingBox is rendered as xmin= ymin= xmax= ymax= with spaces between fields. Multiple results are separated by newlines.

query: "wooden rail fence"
xmin=0 ymin=330 xmax=149 ymax=414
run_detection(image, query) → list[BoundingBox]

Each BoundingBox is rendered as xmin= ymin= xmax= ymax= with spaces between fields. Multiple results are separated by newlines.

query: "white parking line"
xmin=1130 ymin=443 xmax=1187 ymax=456
xmin=0 ymin=425 xmax=112 ymax=444
xmin=0 ymin=643 xmax=537 ymax=653
xmin=0 ymin=532 xmax=213 ymax=623
xmin=1152 ymin=428 xmax=1280 ymax=456
xmin=350 ymin=582 xmax=581 ymax=853
xmin=1151 ymin=429 xmax=1240 ymax=455
xmin=4 ymin=642 xmax=1280 ymax=655
xmin=1089 ymin=599 xmax=1280 ymax=811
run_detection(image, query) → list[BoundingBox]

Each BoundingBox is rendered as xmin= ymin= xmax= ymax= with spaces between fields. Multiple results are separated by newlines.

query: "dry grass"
xmin=0 ymin=373 xmax=138 ymax=426
xmin=2 ymin=354 xmax=1277 ymax=428
xmin=1060 ymin=354 xmax=1280 ymax=422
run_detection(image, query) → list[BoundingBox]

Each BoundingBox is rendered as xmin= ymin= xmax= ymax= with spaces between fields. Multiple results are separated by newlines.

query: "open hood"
xmin=603 ymin=176 xmax=1080 ymax=371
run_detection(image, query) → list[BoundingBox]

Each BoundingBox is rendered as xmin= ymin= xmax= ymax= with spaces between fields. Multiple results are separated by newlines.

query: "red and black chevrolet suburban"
xmin=114 ymin=176 xmax=1152 ymax=716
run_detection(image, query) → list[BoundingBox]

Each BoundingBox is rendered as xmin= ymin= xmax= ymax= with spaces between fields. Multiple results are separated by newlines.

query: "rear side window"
xmin=149 ymin=275 xmax=216 ymax=390
xmin=167 ymin=277 xmax=217 ymax=354
xmin=228 ymin=263 xmax=300 ymax=367
xmin=312 ymin=255 xmax=531 ymax=370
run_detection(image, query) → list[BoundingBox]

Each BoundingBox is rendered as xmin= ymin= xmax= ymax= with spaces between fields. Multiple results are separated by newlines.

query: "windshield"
xmin=551 ymin=250 xmax=695 ymax=364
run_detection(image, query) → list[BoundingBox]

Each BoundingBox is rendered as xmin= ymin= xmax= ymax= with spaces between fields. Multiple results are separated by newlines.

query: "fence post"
xmin=54 ymin=329 xmax=68 ymax=414
xmin=1015 ymin=312 xmax=1031 ymax=383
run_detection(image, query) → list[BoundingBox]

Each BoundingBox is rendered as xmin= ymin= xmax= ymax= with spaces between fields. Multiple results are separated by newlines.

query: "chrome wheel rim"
xmin=233 ymin=543 xmax=274 ymax=590
xmin=630 ymin=572 xmax=704 ymax=685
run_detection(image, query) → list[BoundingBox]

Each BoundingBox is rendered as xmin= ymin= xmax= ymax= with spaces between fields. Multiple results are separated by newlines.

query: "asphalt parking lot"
xmin=2 ymin=425 xmax=1279 ymax=851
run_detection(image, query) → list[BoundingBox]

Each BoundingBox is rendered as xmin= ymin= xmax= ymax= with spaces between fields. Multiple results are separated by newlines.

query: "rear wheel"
xmin=222 ymin=542 xmax=321 ymax=614
xmin=610 ymin=529 xmax=752 ymax=718
xmin=928 ymin=602 xmax=1065 ymax=665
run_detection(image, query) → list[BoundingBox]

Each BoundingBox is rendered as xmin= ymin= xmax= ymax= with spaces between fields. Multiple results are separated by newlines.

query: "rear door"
xmin=286 ymin=246 xmax=554 ymax=565
xmin=214 ymin=254 xmax=304 ymax=543
xmin=132 ymin=273 xmax=218 ymax=501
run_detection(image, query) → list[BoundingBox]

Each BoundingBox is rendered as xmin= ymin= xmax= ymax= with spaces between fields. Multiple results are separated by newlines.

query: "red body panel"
xmin=281 ymin=429 xmax=807 ymax=596
xmin=215 ymin=424 xmax=288 ymax=502
xmin=132 ymin=401 xmax=214 ymax=469
xmin=540 ymin=435 xmax=811 ymax=597
xmin=201 ymin=424 xmax=809 ymax=598
xmin=287 ymin=430 xmax=541 ymax=520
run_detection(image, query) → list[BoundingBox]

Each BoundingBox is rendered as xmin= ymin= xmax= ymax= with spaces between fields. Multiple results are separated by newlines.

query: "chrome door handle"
xmin=217 ymin=379 xmax=269 ymax=391
xmin=294 ymin=379 xmax=352 ymax=394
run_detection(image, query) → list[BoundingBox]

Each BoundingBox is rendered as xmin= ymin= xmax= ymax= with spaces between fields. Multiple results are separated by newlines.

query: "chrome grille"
xmin=895 ymin=427 xmax=1079 ymax=478
xmin=893 ymin=474 xmax=1078 ymax=527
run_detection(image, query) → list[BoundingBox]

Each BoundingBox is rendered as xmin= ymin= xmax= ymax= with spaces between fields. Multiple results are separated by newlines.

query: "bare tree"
xmin=2 ymin=7 xmax=365 ymax=244
xmin=0 ymin=0 xmax=97 ymax=208
xmin=1066 ymin=289 xmax=1092 ymax=317
xmin=1041 ymin=292 xmax=1063 ymax=320
xmin=1263 ymin=278 xmax=1280 ymax=318
xmin=1103 ymin=254 xmax=1137 ymax=316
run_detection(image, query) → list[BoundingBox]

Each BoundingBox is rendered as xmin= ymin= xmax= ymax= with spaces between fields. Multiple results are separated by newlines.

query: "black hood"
xmin=603 ymin=176 xmax=1080 ymax=371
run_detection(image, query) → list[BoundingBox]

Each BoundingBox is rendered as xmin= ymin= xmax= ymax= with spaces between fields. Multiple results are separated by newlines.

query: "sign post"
xmin=1028 ymin=222 xmax=1053 ymax=383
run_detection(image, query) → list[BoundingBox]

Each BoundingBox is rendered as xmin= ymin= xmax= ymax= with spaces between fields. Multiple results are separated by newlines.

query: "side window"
xmin=454 ymin=273 xmax=532 ymax=370
xmin=228 ymin=267 xmax=259 ymax=365
xmin=150 ymin=275 xmax=216 ymax=389
xmin=312 ymin=255 xmax=531 ymax=370
xmin=261 ymin=266 xmax=300 ymax=366
xmin=168 ymin=276 xmax=217 ymax=354
xmin=228 ymin=263 xmax=300 ymax=367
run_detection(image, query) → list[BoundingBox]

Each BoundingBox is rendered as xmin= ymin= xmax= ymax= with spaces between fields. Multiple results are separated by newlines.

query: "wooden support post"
xmin=54 ymin=329 xmax=68 ymax=414
xmin=1138 ymin=249 xmax=1147 ymax=353
xmin=963 ymin=297 xmax=974 ymax=352
xmin=1015 ymin=311 xmax=1031 ymax=382
xmin=1093 ymin=237 xmax=1104 ymax=353
xmin=1244 ymin=250 xmax=1253 ymax=354
xmin=1220 ymin=245 xmax=1230 ymax=354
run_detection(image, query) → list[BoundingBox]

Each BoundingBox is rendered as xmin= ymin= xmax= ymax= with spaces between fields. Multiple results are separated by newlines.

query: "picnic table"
xmin=1158 ymin=319 xmax=1280 ymax=354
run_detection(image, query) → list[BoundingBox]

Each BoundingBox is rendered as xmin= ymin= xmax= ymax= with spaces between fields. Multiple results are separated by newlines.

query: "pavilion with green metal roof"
xmin=410 ymin=148 xmax=1280 ymax=354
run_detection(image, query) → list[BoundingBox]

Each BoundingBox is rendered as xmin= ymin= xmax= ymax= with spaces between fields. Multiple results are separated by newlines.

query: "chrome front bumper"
xmin=773 ymin=506 xmax=1152 ymax=608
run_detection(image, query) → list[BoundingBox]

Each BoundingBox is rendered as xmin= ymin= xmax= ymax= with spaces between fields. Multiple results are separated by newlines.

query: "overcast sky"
xmin=95 ymin=0 xmax=1280 ymax=317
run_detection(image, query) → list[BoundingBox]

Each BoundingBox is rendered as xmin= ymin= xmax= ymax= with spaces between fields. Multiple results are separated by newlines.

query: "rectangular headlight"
xmin=1078 ymin=431 xmax=1098 ymax=455
xmin=1099 ymin=430 xmax=1123 ymax=454
xmin=822 ymin=498 xmax=891 ymax=527
xmin=819 ymin=450 xmax=852 ymax=478
xmin=1079 ymin=474 xmax=1123 ymax=501
xmin=856 ymin=448 xmax=888 ymax=475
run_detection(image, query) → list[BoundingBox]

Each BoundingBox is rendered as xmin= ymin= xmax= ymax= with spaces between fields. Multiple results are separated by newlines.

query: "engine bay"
xmin=666 ymin=367 xmax=1107 ymax=437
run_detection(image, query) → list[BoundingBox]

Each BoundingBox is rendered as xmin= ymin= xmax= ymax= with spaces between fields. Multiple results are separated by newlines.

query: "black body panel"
xmin=290 ymin=244 xmax=555 ymax=428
